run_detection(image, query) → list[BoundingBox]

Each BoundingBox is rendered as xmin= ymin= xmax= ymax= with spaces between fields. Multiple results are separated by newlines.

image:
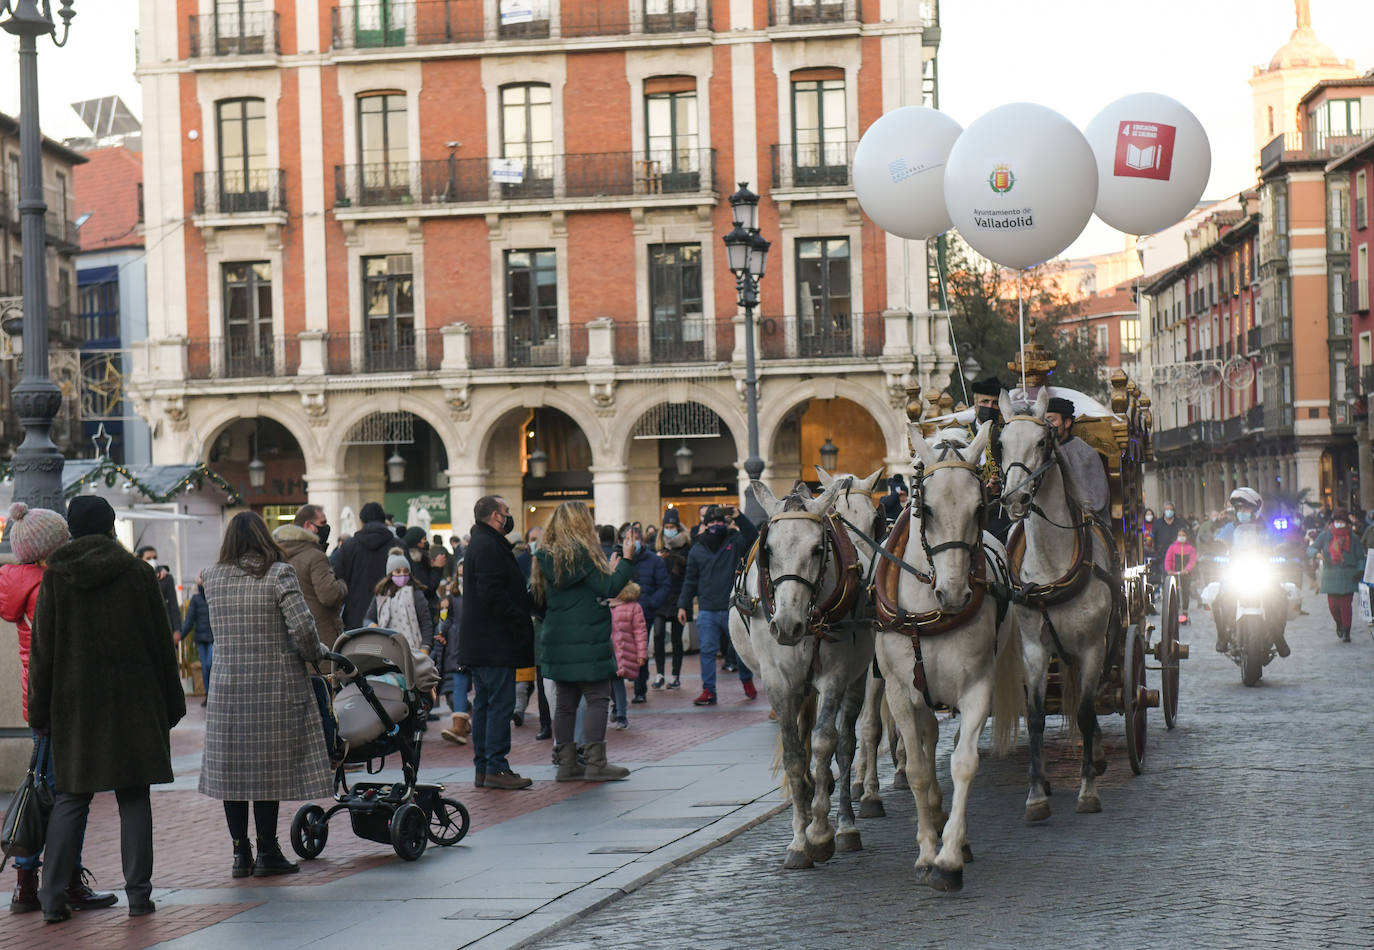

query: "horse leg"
xmin=904 ymin=702 xmax=943 ymax=878
xmin=775 ymin=692 xmax=815 ymax=870
xmin=1075 ymin=638 xmax=1108 ymax=814
xmin=856 ymin=671 xmax=886 ymax=818
xmin=881 ymin=682 xmax=940 ymax=878
xmin=1021 ymin=626 xmax=1052 ymax=823
xmin=891 ymin=715 xmax=909 ymax=790
xmin=805 ymin=680 xmax=842 ymax=864
xmin=928 ymin=683 xmax=992 ymax=893
xmin=834 ymin=668 xmax=867 ymax=852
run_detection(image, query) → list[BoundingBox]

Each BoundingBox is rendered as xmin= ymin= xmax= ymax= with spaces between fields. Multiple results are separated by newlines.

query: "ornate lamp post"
xmin=722 ymin=183 xmax=770 ymax=522
xmin=2 ymin=0 xmax=76 ymax=512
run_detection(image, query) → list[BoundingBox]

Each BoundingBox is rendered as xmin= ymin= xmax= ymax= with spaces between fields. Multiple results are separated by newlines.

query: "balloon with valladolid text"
xmin=853 ymin=106 xmax=964 ymax=240
xmin=942 ymin=102 xmax=1098 ymax=270
xmin=1084 ymin=92 xmax=1211 ymax=235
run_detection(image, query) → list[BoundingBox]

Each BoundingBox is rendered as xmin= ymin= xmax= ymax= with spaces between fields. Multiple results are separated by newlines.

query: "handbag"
xmin=1 ymin=744 xmax=53 ymax=872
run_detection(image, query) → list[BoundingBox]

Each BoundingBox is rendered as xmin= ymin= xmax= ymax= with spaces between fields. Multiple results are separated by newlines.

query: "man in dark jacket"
xmin=137 ymin=545 xmax=181 ymax=632
xmin=31 ymin=496 xmax=185 ymax=922
xmin=621 ymin=523 xmax=669 ymax=703
xmin=177 ymin=576 xmax=214 ymax=705
xmin=677 ymin=505 xmax=758 ymax=706
xmin=459 ymin=495 xmax=536 ymax=790
xmin=333 ymin=501 xmax=399 ymax=630
xmin=274 ymin=505 xmax=348 ymax=649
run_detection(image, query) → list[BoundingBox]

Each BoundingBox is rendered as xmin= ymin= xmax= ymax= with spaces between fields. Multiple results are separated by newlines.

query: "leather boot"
xmin=580 ymin=741 xmax=629 ymax=782
xmin=10 ymin=867 xmax=39 ymax=913
xmin=253 ymin=838 xmax=299 ymax=877
xmin=1341 ymin=626 xmax=1352 ymax=643
xmin=553 ymin=743 xmax=584 ymax=782
xmin=64 ymin=868 xmax=117 ymax=911
xmin=232 ymin=838 xmax=255 ymax=878
xmin=441 ymin=712 xmax=470 ymax=745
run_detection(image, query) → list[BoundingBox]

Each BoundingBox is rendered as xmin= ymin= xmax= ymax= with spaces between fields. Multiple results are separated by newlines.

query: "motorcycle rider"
xmin=1213 ymin=487 xmax=1292 ymax=658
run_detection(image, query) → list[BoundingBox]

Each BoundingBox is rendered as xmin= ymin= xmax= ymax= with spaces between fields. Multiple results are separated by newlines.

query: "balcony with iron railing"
xmin=187 ymin=335 xmax=302 ymax=380
xmin=769 ymin=142 xmax=856 ymax=192
xmin=759 ymin=312 xmax=884 ymax=360
xmin=1260 ymin=128 xmax=1374 ymax=174
xmin=1246 ymin=326 xmax=1261 ymax=353
xmin=192 ymin=169 xmax=288 ymax=218
xmin=188 ymin=12 xmax=281 ymax=58
xmin=43 ymin=207 xmax=79 ymax=249
xmin=767 ymin=0 xmax=858 ymax=28
xmin=330 ymin=0 xmax=711 ymax=50
xmin=333 ymin=149 xmax=716 ymax=211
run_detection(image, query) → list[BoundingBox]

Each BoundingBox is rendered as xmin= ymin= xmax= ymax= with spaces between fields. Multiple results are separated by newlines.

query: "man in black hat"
xmin=970 ymin=376 xmax=1004 ymax=424
xmin=1044 ymin=396 xmax=1110 ymax=522
xmin=970 ymin=376 xmax=1013 ymax=542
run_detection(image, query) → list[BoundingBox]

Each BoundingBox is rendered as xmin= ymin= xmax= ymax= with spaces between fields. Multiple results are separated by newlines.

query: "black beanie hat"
xmin=970 ymin=376 xmax=1004 ymax=397
xmin=1046 ymin=396 xmax=1076 ymax=419
xmin=359 ymin=501 xmax=386 ymax=524
xmin=66 ymin=495 xmax=116 ymax=538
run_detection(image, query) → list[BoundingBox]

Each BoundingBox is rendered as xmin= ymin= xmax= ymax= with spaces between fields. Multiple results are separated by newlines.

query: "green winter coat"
xmin=534 ymin=549 xmax=635 ymax=683
xmin=1311 ymin=529 xmax=1366 ymax=596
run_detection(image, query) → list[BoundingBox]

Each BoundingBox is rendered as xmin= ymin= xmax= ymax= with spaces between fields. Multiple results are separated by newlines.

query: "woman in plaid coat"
xmin=200 ymin=512 xmax=332 ymax=879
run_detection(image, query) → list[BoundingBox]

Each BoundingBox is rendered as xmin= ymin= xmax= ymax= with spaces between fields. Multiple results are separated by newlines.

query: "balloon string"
xmin=1017 ymin=275 xmax=1026 ymax=393
xmin=936 ymin=251 xmax=969 ymax=407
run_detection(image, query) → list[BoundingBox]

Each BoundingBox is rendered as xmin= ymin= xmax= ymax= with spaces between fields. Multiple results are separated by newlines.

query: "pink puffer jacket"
xmin=610 ymin=600 xmax=648 ymax=679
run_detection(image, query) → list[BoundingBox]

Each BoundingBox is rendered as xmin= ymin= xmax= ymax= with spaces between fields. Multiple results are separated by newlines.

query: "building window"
xmin=648 ymin=243 xmax=703 ymax=361
xmin=362 ymin=254 xmax=415 ymax=371
xmin=498 ymin=0 xmax=550 ymax=38
xmin=1095 ymin=324 xmax=1109 ymax=356
xmin=791 ymin=71 xmax=847 ymax=186
xmin=1357 ymin=170 xmax=1368 ymax=230
xmin=796 ymin=237 xmax=851 ymax=356
xmin=1359 ymin=246 xmax=1370 ymax=311
xmin=500 ymin=84 xmax=554 ymax=199
xmin=216 ymin=98 xmax=268 ymax=212
xmin=644 ymin=79 xmax=699 ymax=192
xmin=78 ymin=269 xmax=119 ymax=344
xmin=358 ymin=92 xmax=409 ymax=202
xmin=222 ymin=261 xmax=274 ymax=376
xmin=53 ymin=170 xmax=67 ymax=227
xmin=790 ymin=0 xmax=845 ymax=23
xmin=1332 ymin=268 xmax=1349 ymax=316
xmin=355 ymin=0 xmax=406 ymax=47
xmin=922 ymin=55 xmax=938 ymax=110
xmin=644 ymin=0 xmax=698 ymax=32
xmin=1267 ymin=105 xmax=1274 ymax=137
xmin=213 ymin=0 xmax=269 ymax=53
xmin=1120 ymin=317 xmax=1140 ymax=354
xmin=1311 ymin=98 xmax=1361 ymax=138
xmin=505 ymin=249 xmax=558 ymax=366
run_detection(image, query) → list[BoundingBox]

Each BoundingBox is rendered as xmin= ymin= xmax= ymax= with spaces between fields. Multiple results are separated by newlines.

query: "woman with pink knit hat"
xmin=0 ymin=503 xmax=116 ymax=916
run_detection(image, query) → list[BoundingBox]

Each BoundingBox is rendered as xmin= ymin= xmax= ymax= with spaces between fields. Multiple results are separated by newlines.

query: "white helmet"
xmin=1229 ymin=487 xmax=1262 ymax=511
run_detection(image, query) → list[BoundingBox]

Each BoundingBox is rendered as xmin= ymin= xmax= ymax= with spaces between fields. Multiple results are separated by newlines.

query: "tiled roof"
xmin=74 ymin=146 xmax=143 ymax=252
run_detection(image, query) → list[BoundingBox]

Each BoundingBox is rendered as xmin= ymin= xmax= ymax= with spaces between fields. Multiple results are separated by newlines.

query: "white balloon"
xmin=1084 ymin=92 xmax=1211 ymax=235
xmin=943 ymin=103 xmax=1098 ymax=270
xmin=853 ymin=107 xmax=963 ymax=240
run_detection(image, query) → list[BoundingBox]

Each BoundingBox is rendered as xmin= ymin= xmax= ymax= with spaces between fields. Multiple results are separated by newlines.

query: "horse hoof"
xmin=858 ymin=799 xmax=886 ymax=819
xmin=1024 ymin=800 xmax=1052 ymax=823
xmin=835 ymin=830 xmax=862 ymax=853
xmin=914 ymin=863 xmax=932 ymax=883
xmin=806 ymin=836 xmax=836 ymax=864
xmin=783 ymin=850 xmax=814 ymax=870
xmin=1076 ymin=796 xmax=1102 ymax=814
xmin=961 ymin=842 xmax=974 ymax=863
xmin=926 ymin=865 xmax=964 ymax=892
xmin=850 ymin=782 xmax=863 ymax=800
xmin=892 ymin=770 xmax=910 ymax=790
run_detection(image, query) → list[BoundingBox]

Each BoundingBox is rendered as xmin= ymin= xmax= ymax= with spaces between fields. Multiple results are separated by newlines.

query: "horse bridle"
xmin=756 ymin=509 xmax=831 ymax=624
xmin=999 ymin=414 xmax=1061 ymax=508
xmin=911 ymin=442 xmax=987 ymax=586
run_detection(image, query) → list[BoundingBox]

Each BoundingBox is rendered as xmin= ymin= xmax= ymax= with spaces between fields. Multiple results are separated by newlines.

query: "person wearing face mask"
xmin=1149 ymin=502 xmax=1182 ymax=591
xmin=458 ymin=495 xmax=537 ymax=790
xmin=1214 ymin=487 xmax=1292 ymax=657
xmin=137 ymin=546 xmax=182 ymax=634
xmin=652 ymin=509 xmax=690 ymax=688
xmin=1309 ymin=507 xmax=1365 ymax=642
xmin=1162 ymin=529 xmax=1198 ymax=621
xmin=364 ymin=550 xmax=437 ymax=663
xmin=969 ymin=376 xmax=1012 ymax=542
xmin=274 ymin=505 xmax=348 ymax=650
xmin=616 ymin=523 xmax=668 ymax=706
xmin=677 ymin=505 xmax=759 ymax=706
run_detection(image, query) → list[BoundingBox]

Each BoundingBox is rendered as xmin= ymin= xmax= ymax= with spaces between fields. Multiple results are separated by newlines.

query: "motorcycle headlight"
xmin=1225 ymin=556 xmax=1275 ymax=587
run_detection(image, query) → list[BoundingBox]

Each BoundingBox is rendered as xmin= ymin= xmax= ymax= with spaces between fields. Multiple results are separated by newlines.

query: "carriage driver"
xmin=970 ymin=376 xmax=1013 ymax=542
xmin=1213 ymin=486 xmax=1292 ymax=658
xmin=1043 ymin=396 xmax=1110 ymax=524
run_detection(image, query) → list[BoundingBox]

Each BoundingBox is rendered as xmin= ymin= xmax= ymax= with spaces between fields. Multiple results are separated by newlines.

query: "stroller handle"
xmin=323 ymin=651 xmax=357 ymax=674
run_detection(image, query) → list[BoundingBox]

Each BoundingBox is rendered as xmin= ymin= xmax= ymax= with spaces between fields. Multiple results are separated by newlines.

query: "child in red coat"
xmin=609 ymin=581 xmax=648 ymax=730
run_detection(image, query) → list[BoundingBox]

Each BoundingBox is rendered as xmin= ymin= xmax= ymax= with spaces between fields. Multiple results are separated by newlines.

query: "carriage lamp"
xmin=386 ymin=448 xmax=406 ymax=484
xmin=674 ymin=441 xmax=694 ymax=477
xmin=723 ymin=225 xmax=752 ymax=275
xmin=527 ymin=447 xmax=549 ymax=479
xmin=748 ymin=233 xmax=770 ymax=279
xmin=247 ymin=456 xmax=266 ymax=490
xmin=819 ymin=437 xmax=839 ymax=472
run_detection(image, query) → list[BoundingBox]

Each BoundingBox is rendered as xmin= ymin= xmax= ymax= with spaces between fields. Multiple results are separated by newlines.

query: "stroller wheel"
xmin=427 ymin=797 xmax=471 ymax=846
xmin=390 ymin=803 xmax=428 ymax=861
xmin=290 ymin=804 xmax=329 ymax=859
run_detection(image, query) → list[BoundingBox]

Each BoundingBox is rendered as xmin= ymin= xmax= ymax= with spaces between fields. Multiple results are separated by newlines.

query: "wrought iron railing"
xmin=651 ymin=315 xmax=712 ymax=362
xmin=465 ymin=324 xmax=572 ymax=369
xmin=187 ymin=336 xmax=301 ymax=379
xmin=768 ymin=0 xmax=857 ymax=26
xmin=769 ymin=142 xmax=856 ymax=190
xmin=326 ymin=328 xmax=445 ymax=374
xmin=1260 ymin=128 xmax=1374 ymax=172
xmin=193 ymin=169 xmax=287 ymax=216
xmin=761 ymin=312 xmax=884 ymax=360
xmin=188 ymin=12 xmax=281 ymax=57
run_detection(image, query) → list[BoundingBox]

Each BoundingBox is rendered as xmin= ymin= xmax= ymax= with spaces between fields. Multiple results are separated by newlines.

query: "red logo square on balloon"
xmin=1113 ymin=121 xmax=1176 ymax=181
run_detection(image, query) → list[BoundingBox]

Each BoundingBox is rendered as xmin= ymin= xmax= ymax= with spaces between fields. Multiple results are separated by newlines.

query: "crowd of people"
xmin=3 ymin=491 xmax=761 ymax=921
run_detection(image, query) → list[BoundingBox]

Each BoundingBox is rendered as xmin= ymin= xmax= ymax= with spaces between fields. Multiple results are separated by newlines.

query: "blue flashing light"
xmin=1272 ymin=517 xmax=1289 ymax=531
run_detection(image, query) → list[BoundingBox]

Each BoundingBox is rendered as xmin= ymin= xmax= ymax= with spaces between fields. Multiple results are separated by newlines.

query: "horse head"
xmin=748 ymin=478 xmax=843 ymax=646
xmin=997 ymin=388 xmax=1053 ymax=521
xmin=815 ymin=465 xmax=885 ymax=541
xmin=907 ymin=422 xmax=990 ymax=613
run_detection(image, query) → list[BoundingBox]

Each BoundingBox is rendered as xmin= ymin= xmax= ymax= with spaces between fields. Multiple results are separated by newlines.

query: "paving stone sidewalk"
xmin=541 ymin=600 xmax=1374 ymax=950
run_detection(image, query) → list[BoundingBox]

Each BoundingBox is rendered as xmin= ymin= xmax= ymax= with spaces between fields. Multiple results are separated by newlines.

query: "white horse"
xmin=874 ymin=422 xmax=1025 ymax=891
xmin=997 ymin=389 xmax=1114 ymax=821
xmin=852 ymin=669 xmax=908 ymax=818
xmin=730 ymin=478 xmax=876 ymax=869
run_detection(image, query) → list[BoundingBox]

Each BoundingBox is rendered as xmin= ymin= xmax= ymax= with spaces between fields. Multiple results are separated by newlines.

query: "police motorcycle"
xmin=1198 ymin=488 xmax=1299 ymax=686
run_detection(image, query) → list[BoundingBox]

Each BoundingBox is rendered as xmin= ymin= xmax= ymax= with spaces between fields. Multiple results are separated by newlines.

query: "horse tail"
xmin=776 ymin=691 xmax=820 ymax=803
xmin=990 ymin=616 xmax=1026 ymax=757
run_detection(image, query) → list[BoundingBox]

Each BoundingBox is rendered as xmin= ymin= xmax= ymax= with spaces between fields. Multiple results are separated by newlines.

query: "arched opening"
xmin=771 ymin=396 xmax=887 ymax=490
xmin=208 ymin=417 xmax=307 ymax=524
xmin=485 ymin=407 xmax=593 ymax=531
xmin=630 ymin=401 xmax=738 ymax=525
xmin=342 ymin=411 xmax=452 ymax=531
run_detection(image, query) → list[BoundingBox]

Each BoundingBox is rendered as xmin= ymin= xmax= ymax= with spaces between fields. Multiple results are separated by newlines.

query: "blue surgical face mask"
xmin=1236 ymin=510 xmax=1252 ymax=523
xmin=1163 ymin=508 xmax=1174 ymax=519
xmin=634 ymin=540 xmax=644 ymax=555
xmin=663 ymin=527 xmax=679 ymax=538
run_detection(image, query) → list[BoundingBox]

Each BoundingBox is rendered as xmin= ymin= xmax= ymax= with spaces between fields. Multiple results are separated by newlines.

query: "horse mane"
xmin=782 ymin=491 xmax=810 ymax=512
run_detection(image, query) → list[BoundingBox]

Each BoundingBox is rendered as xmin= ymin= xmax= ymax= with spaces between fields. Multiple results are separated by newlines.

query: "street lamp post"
xmin=722 ymin=183 xmax=769 ymax=523
xmin=2 ymin=1 xmax=75 ymax=513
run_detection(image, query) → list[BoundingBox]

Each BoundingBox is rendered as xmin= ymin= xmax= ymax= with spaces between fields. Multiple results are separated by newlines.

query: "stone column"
xmin=591 ymin=465 xmax=630 ymax=528
xmin=305 ymin=471 xmax=353 ymax=532
xmin=447 ymin=467 xmax=488 ymax=539
xmin=1358 ymin=423 xmax=1374 ymax=512
xmin=1294 ymin=446 xmax=1323 ymax=506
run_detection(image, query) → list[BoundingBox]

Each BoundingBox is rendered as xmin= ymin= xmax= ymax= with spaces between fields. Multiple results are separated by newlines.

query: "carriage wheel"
xmin=427 ymin=797 xmax=470 ymax=846
xmin=390 ymin=803 xmax=428 ymax=861
xmin=1161 ymin=575 xmax=1181 ymax=730
xmin=1123 ymin=624 xmax=1148 ymax=775
xmin=289 ymin=804 xmax=328 ymax=859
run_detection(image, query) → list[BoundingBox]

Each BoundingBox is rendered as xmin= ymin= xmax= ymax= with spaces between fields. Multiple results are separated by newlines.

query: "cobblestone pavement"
xmin=539 ymin=598 xmax=1374 ymax=950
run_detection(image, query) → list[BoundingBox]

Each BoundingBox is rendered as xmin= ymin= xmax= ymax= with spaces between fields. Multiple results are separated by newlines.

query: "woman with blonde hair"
xmin=533 ymin=501 xmax=635 ymax=782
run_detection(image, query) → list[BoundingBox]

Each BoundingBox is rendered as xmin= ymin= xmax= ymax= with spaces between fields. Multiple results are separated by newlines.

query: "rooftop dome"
xmin=1267 ymin=25 xmax=1346 ymax=72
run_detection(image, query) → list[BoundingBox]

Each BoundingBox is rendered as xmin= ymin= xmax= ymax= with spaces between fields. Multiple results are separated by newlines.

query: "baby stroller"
xmin=290 ymin=627 xmax=470 ymax=862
